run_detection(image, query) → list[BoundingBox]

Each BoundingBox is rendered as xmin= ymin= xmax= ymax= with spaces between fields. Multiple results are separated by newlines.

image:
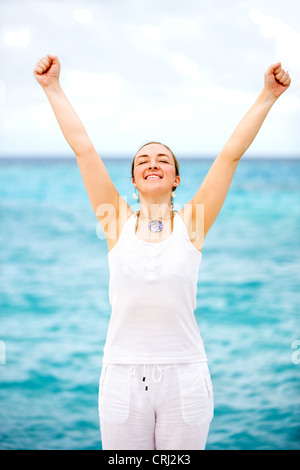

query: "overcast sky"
xmin=0 ymin=0 xmax=299 ymax=158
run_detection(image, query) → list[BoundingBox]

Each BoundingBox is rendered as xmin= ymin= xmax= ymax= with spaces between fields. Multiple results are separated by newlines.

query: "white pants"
xmin=98 ymin=362 xmax=214 ymax=450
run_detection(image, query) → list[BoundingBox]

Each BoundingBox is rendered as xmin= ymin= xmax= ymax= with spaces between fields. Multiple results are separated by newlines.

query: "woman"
xmin=33 ymin=55 xmax=291 ymax=450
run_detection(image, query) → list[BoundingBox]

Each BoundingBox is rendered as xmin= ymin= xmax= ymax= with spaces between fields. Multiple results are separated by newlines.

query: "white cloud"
xmin=64 ymin=71 xmax=124 ymax=102
xmin=168 ymin=53 xmax=200 ymax=79
xmin=140 ymin=25 xmax=161 ymax=42
xmin=160 ymin=17 xmax=200 ymax=39
xmin=73 ymin=9 xmax=93 ymax=24
xmin=250 ymin=9 xmax=300 ymax=70
xmin=2 ymin=28 xmax=31 ymax=47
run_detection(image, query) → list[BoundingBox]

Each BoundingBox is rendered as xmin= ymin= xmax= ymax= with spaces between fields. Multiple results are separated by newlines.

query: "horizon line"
xmin=0 ymin=153 xmax=300 ymax=161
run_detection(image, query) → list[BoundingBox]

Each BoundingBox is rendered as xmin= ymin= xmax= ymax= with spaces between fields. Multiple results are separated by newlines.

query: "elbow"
xmin=75 ymin=143 xmax=96 ymax=159
xmin=222 ymin=141 xmax=250 ymax=163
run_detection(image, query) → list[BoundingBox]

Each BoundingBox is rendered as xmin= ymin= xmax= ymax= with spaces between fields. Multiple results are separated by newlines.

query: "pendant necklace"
xmin=148 ymin=219 xmax=164 ymax=233
xmin=137 ymin=210 xmax=175 ymax=233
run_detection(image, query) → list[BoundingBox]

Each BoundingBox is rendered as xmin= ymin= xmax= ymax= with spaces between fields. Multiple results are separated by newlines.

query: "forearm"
xmin=222 ymin=89 xmax=277 ymax=161
xmin=43 ymin=83 xmax=94 ymax=157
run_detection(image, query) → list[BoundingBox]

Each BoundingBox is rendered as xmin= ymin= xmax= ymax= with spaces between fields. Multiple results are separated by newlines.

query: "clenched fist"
xmin=33 ymin=54 xmax=61 ymax=88
xmin=264 ymin=62 xmax=291 ymax=99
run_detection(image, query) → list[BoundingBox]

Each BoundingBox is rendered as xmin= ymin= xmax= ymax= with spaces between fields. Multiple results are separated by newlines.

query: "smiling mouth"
xmin=145 ymin=175 xmax=162 ymax=180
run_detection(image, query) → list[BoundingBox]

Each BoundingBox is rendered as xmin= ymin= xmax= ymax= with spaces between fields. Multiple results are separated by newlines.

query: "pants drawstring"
xmin=129 ymin=364 xmax=163 ymax=391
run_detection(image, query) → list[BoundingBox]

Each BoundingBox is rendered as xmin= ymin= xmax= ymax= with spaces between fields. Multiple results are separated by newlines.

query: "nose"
xmin=148 ymin=163 xmax=159 ymax=170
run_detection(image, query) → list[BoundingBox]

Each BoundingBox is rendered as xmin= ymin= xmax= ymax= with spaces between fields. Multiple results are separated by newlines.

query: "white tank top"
xmin=103 ymin=212 xmax=207 ymax=364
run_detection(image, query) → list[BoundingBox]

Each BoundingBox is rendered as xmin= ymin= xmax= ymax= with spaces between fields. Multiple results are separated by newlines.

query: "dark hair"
xmin=131 ymin=142 xmax=180 ymax=192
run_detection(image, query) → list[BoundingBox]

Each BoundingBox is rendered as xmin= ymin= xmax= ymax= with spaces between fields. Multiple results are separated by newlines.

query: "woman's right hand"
xmin=33 ymin=54 xmax=61 ymax=88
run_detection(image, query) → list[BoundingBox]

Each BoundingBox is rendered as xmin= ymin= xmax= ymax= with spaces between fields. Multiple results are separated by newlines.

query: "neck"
xmin=138 ymin=198 xmax=173 ymax=220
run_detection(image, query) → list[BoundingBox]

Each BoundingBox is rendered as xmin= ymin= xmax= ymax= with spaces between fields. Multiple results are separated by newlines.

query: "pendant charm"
xmin=149 ymin=220 xmax=164 ymax=233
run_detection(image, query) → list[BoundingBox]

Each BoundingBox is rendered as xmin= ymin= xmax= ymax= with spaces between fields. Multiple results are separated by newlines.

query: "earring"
xmin=133 ymin=188 xmax=139 ymax=200
xmin=171 ymin=189 xmax=176 ymax=198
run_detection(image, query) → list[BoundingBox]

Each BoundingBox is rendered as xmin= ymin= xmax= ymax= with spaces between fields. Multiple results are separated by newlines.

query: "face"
xmin=132 ymin=143 xmax=180 ymax=198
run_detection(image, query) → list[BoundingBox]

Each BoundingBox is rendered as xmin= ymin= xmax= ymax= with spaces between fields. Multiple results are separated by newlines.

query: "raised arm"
xmin=182 ymin=63 xmax=291 ymax=250
xmin=33 ymin=54 xmax=132 ymax=249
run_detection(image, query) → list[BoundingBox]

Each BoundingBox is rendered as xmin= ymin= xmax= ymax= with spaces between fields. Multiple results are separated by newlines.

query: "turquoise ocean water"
xmin=0 ymin=157 xmax=299 ymax=450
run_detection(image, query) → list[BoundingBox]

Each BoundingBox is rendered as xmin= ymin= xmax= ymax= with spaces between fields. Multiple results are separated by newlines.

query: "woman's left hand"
xmin=264 ymin=62 xmax=291 ymax=99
